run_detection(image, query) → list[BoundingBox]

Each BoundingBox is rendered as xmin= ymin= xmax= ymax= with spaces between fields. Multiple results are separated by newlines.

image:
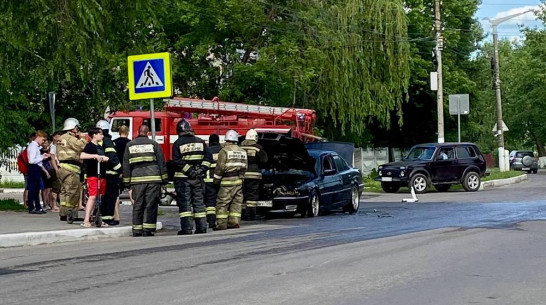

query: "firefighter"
xmin=214 ymin=129 xmax=247 ymax=230
xmin=240 ymin=129 xmax=268 ymax=220
xmin=96 ymin=120 xmax=122 ymax=225
xmin=172 ymin=119 xmax=213 ymax=235
xmin=122 ymin=125 xmax=168 ymax=237
xmin=204 ymin=133 xmax=222 ymax=229
xmin=56 ymin=118 xmax=87 ymax=222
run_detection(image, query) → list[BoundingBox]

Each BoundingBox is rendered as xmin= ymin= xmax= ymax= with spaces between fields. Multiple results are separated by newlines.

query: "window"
xmin=322 ymin=156 xmax=336 ymax=173
xmin=456 ymin=146 xmax=477 ymax=159
xmin=333 ymin=155 xmax=349 ymax=171
xmin=111 ymin=118 xmax=131 ymax=132
xmin=142 ymin=118 xmax=161 ymax=132
xmin=438 ymin=148 xmax=454 ymax=160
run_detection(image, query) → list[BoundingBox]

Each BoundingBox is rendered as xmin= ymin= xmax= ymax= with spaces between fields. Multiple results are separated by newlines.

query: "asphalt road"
xmin=2 ymin=172 xmax=546 ymax=305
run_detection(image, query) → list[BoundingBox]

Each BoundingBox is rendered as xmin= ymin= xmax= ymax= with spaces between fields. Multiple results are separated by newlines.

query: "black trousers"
xmin=243 ymin=179 xmax=261 ymax=218
xmin=27 ymin=165 xmax=43 ymax=212
xmin=100 ymin=176 xmax=119 ymax=221
xmin=132 ymin=183 xmax=160 ymax=234
xmin=204 ymin=182 xmax=219 ymax=225
xmin=175 ymin=178 xmax=207 ymax=232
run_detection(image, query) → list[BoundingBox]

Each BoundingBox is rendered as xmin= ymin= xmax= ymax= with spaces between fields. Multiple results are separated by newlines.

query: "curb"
xmin=479 ymin=174 xmax=528 ymax=190
xmin=0 ymin=222 xmax=163 ymax=248
xmin=0 ymin=188 xmax=25 ymax=194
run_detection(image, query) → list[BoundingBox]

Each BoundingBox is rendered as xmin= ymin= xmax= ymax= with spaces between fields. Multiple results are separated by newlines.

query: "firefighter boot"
xmin=177 ymin=216 xmax=193 ymax=235
xmin=194 ymin=217 xmax=208 ymax=234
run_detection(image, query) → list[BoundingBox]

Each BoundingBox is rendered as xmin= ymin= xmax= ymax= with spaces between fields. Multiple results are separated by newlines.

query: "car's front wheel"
xmin=343 ymin=185 xmax=360 ymax=214
xmin=381 ymin=182 xmax=400 ymax=193
xmin=410 ymin=173 xmax=428 ymax=194
xmin=462 ymin=171 xmax=481 ymax=192
xmin=308 ymin=192 xmax=320 ymax=217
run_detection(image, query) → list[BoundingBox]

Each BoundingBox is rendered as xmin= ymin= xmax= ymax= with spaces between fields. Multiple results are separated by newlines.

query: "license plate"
xmin=285 ymin=205 xmax=298 ymax=210
xmin=522 ymin=167 xmax=530 ymax=171
xmin=381 ymin=177 xmax=393 ymax=182
xmin=257 ymin=200 xmax=273 ymax=207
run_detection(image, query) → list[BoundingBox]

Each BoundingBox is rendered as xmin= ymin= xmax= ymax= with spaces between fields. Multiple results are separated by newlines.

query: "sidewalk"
xmin=0 ymin=174 xmax=528 ymax=248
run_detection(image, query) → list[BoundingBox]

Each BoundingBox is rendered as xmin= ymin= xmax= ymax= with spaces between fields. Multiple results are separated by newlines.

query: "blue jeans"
xmin=27 ymin=165 xmax=43 ymax=212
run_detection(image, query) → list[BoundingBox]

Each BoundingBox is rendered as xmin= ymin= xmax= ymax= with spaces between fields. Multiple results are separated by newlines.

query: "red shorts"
xmin=87 ymin=177 xmax=106 ymax=197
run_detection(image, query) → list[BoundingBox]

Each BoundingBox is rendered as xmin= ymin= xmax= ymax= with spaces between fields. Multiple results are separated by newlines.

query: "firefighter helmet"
xmin=225 ymin=130 xmax=239 ymax=142
xmin=245 ymin=129 xmax=258 ymax=141
xmin=95 ymin=120 xmax=109 ymax=130
xmin=62 ymin=118 xmax=80 ymax=131
xmin=176 ymin=119 xmax=192 ymax=133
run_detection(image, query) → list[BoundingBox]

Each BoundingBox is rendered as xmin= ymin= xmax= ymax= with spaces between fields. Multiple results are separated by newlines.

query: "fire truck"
xmin=108 ymin=97 xmax=318 ymax=161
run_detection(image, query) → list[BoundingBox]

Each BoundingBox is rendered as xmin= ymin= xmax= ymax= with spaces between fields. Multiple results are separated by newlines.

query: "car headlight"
xmin=400 ymin=171 xmax=405 ymax=177
xmin=379 ymin=170 xmax=383 ymax=176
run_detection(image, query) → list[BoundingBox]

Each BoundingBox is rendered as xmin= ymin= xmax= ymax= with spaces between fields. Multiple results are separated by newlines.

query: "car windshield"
xmin=404 ymin=146 xmax=436 ymax=161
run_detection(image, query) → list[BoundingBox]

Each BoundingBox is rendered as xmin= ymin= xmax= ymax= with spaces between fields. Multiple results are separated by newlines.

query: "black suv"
xmin=375 ymin=142 xmax=488 ymax=194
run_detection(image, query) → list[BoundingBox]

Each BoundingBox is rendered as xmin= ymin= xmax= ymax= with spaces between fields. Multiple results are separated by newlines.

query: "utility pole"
xmin=484 ymin=10 xmax=532 ymax=171
xmin=435 ymin=0 xmax=444 ymax=143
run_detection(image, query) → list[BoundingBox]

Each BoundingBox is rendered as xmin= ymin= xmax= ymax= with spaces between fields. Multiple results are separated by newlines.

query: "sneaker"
xmin=109 ymin=220 xmax=120 ymax=226
xmin=29 ymin=210 xmax=37 ymax=214
xmin=195 ymin=229 xmax=207 ymax=234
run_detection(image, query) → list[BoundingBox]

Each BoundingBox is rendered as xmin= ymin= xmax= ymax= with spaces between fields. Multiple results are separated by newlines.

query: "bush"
xmin=0 ymin=198 xmax=25 ymax=211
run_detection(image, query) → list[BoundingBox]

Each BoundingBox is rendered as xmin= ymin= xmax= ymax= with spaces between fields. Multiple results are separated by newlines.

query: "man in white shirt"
xmin=26 ymin=130 xmax=50 ymax=214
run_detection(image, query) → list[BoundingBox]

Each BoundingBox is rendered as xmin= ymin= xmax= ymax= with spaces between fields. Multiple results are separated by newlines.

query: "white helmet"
xmin=245 ymin=129 xmax=258 ymax=141
xmin=225 ymin=129 xmax=239 ymax=142
xmin=96 ymin=120 xmax=109 ymax=130
xmin=62 ymin=118 xmax=80 ymax=131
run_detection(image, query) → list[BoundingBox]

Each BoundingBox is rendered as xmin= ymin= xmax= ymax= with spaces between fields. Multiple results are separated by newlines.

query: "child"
xmin=80 ymin=127 xmax=109 ymax=227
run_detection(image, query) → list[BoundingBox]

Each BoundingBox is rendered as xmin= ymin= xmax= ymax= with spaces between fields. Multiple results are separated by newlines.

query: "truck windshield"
xmin=404 ymin=147 xmax=436 ymax=161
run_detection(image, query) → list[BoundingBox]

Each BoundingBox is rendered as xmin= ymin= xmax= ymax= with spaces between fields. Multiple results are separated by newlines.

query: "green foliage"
xmin=0 ymin=180 xmax=25 ymax=188
xmin=0 ymin=199 xmax=25 ymax=211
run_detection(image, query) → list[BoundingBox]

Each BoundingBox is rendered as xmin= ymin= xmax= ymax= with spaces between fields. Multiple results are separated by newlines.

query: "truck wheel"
xmin=381 ymin=183 xmax=400 ymax=193
xmin=463 ymin=171 xmax=481 ymax=192
xmin=410 ymin=173 xmax=428 ymax=194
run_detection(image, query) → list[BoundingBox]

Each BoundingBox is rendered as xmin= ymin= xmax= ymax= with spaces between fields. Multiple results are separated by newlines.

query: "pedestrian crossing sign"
xmin=128 ymin=52 xmax=173 ymax=100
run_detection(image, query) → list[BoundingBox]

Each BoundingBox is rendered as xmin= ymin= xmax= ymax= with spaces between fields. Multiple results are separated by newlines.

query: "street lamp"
xmin=483 ymin=10 xmax=533 ymax=171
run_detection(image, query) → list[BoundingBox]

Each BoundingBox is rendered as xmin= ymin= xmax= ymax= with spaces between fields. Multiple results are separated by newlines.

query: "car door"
xmin=318 ymin=155 xmax=339 ymax=207
xmin=332 ymin=154 xmax=352 ymax=205
xmin=454 ymin=145 xmax=478 ymax=178
xmin=430 ymin=147 xmax=457 ymax=182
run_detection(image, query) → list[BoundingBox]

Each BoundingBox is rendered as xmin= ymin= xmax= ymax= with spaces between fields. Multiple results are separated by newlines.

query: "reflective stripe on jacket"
xmin=204 ymin=144 xmax=222 ymax=183
xmin=122 ymin=136 xmax=168 ymax=185
xmin=240 ymin=139 xmax=268 ymax=180
xmin=214 ymin=143 xmax=247 ymax=186
xmin=172 ymin=133 xmax=212 ymax=179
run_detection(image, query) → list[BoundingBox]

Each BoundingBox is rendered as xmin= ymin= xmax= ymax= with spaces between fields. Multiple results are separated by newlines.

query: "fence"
xmin=0 ymin=146 xmax=24 ymax=183
xmin=354 ymin=147 xmax=407 ymax=176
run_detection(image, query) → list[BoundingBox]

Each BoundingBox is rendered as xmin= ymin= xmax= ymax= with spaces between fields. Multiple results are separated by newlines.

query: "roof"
xmin=414 ymin=142 xmax=478 ymax=147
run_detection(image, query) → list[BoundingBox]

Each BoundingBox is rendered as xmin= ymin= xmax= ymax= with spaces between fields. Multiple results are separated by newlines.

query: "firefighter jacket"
xmin=204 ymin=143 xmax=222 ymax=183
xmin=99 ymin=134 xmax=122 ymax=176
xmin=240 ymin=139 xmax=268 ymax=180
xmin=57 ymin=131 xmax=87 ymax=174
xmin=213 ymin=143 xmax=248 ymax=186
xmin=172 ymin=132 xmax=213 ymax=179
xmin=122 ymin=136 xmax=168 ymax=185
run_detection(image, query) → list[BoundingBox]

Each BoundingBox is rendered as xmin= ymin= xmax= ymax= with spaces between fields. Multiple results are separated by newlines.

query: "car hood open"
xmin=258 ymin=134 xmax=316 ymax=174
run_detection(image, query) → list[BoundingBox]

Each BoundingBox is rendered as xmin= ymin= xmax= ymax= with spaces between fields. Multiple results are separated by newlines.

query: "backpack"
xmin=17 ymin=148 xmax=29 ymax=175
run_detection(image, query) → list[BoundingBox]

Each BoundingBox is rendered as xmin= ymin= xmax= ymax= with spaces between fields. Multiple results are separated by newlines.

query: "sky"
xmin=476 ymin=0 xmax=544 ymax=41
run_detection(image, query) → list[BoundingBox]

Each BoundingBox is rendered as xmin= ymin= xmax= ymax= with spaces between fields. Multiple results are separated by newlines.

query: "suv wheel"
xmin=410 ymin=173 xmax=428 ymax=194
xmin=463 ymin=171 xmax=481 ymax=192
xmin=381 ymin=182 xmax=400 ymax=193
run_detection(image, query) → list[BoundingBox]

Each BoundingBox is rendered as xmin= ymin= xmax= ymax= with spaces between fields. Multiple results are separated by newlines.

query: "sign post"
xmin=449 ymin=94 xmax=470 ymax=142
xmin=48 ymin=91 xmax=56 ymax=133
xmin=127 ymin=52 xmax=173 ymax=141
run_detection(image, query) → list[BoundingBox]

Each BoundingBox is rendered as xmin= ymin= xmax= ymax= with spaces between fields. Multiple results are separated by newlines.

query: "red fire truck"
xmin=108 ymin=97 xmax=318 ymax=161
